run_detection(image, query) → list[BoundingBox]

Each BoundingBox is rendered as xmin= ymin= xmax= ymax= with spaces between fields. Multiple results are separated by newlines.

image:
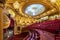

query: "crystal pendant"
xmin=25 ymin=4 xmax=45 ymax=16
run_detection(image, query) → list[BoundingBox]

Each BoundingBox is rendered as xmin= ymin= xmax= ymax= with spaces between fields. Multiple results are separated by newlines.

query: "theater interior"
xmin=0 ymin=0 xmax=60 ymax=40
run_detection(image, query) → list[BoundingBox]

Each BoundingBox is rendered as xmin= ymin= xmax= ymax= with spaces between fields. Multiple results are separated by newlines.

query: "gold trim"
xmin=3 ymin=14 xmax=10 ymax=29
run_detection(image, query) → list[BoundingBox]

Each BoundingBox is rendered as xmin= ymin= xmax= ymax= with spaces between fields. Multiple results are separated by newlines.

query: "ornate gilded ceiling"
xmin=0 ymin=0 xmax=60 ymax=34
